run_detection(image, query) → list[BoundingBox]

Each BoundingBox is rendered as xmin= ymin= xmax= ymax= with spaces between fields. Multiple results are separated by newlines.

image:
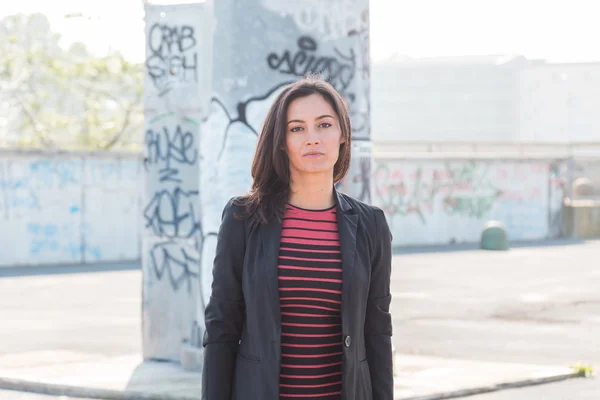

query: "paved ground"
xmin=0 ymin=390 xmax=88 ymax=399
xmin=0 ymin=239 xmax=598 ymax=399
xmin=391 ymin=239 xmax=600 ymax=398
xmin=467 ymin=378 xmax=599 ymax=400
xmin=0 ymin=263 xmax=141 ymax=357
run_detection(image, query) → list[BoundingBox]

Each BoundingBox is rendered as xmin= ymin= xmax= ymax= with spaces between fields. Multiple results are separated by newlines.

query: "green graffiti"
xmin=374 ymin=162 xmax=501 ymax=224
xmin=443 ymin=191 xmax=502 ymax=219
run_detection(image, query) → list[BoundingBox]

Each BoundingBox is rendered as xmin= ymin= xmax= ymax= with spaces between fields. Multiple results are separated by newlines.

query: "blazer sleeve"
xmin=202 ymin=198 xmax=246 ymax=400
xmin=365 ymin=208 xmax=393 ymax=400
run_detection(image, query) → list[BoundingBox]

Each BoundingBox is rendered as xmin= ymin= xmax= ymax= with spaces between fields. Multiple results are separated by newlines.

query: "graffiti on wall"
xmin=548 ymin=161 xmax=568 ymax=238
xmin=0 ymin=156 xmax=140 ymax=266
xmin=373 ymin=160 xmax=558 ymax=245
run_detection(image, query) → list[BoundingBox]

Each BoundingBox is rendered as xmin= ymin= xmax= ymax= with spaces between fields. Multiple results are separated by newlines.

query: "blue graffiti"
xmin=27 ymin=222 xmax=102 ymax=261
xmin=28 ymin=160 xmax=81 ymax=188
xmin=86 ymin=159 xmax=139 ymax=186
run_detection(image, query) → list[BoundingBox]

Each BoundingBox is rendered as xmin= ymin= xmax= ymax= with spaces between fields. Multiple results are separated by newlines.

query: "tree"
xmin=0 ymin=13 xmax=143 ymax=151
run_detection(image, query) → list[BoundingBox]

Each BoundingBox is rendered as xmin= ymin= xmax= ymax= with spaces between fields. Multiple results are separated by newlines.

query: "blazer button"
xmin=344 ymin=335 xmax=351 ymax=347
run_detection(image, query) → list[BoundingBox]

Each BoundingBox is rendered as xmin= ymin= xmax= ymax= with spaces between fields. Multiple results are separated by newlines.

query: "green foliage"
xmin=570 ymin=363 xmax=594 ymax=377
xmin=0 ymin=13 xmax=143 ymax=151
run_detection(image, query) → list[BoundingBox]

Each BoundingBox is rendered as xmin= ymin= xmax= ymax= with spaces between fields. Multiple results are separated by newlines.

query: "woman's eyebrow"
xmin=286 ymin=115 xmax=334 ymax=125
xmin=316 ymin=114 xmax=334 ymax=120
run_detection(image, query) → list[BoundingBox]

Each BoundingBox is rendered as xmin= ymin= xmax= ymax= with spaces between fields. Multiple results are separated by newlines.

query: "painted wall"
xmin=0 ymin=152 xmax=141 ymax=267
xmin=0 ymin=153 xmax=582 ymax=268
xmin=373 ymin=158 xmax=568 ymax=246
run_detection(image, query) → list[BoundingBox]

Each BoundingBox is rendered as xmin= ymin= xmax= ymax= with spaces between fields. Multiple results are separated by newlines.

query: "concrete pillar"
xmin=142 ymin=2 xmax=214 ymax=361
xmin=198 ymin=0 xmax=373 ymax=338
xmin=141 ymin=0 xmax=371 ymax=362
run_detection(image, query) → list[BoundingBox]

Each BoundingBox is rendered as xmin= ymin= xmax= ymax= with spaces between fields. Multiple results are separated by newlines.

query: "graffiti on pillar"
xmin=266 ymin=36 xmax=355 ymax=93
xmin=355 ymin=155 xmax=371 ymax=203
xmin=144 ymin=187 xmax=200 ymax=238
xmin=143 ymin=113 xmax=216 ymax=294
xmin=260 ymin=0 xmax=363 ymax=40
xmin=265 ymin=30 xmax=370 ymax=139
xmin=148 ymin=241 xmax=199 ymax=293
xmin=347 ymin=12 xmax=370 ymax=137
xmin=144 ymin=123 xmax=199 ymax=183
xmin=146 ymin=23 xmax=198 ymax=96
xmin=335 ymin=142 xmax=372 ymax=202
xmin=197 ymin=81 xmax=292 ymax=306
xmin=212 ymin=81 xmax=293 ymax=155
xmin=142 ymin=1 xmax=216 ymax=361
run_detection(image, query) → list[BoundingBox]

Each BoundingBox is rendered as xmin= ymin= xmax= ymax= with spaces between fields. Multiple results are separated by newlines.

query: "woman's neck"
xmin=288 ymin=174 xmax=335 ymax=210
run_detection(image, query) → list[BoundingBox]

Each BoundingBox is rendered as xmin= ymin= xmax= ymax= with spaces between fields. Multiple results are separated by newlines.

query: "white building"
xmin=372 ymin=55 xmax=600 ymax=144
xmin=518 ymin=62 xmax=600 ymax=143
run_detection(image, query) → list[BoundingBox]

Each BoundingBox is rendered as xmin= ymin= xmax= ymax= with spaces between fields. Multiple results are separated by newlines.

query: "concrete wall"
xmin=0 ymin=153 xmax=584 ymax=267
xmin=373 ymin=158 xmax=568 ymax=246
xmin=0 ymin=152 xmax=141 ymax=267
xmin=3 ymin=152 xmax=595 ymax=267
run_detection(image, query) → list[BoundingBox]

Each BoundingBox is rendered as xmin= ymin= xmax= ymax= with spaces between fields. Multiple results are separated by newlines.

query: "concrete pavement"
xmin=0 ymin=389 xmax=90 ymax=400
xmin=0 ymin=351 xmax=582 ymax=399
xmin=465 ymin=378 xmax=599 ymax=400
xmin=1 ymin=240 xmax=598 ymax=399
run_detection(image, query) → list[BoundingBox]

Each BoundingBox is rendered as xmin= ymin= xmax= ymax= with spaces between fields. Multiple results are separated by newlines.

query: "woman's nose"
xmin=306 ymin=128 xmax=320 ymax=145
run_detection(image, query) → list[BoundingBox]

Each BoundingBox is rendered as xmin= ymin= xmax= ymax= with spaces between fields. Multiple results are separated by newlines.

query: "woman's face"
xmin=285 ymin=93 xmax=345 ymax=180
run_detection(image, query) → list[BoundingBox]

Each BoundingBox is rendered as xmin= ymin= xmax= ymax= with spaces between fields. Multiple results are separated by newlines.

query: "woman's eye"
xmin=319 ymin=122 xmax=332 ymax=128
xmin=290 ymin=126 xmax=303 ymax=132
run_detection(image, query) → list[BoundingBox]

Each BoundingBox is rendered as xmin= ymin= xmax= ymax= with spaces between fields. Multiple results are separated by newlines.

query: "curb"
xmin=0 ymin=377 xmax=198 ymax=400
xmin=397 ymin=371 xmax=586 ymax=400
xmin=0 ymin=370 xmax=587 ymax=400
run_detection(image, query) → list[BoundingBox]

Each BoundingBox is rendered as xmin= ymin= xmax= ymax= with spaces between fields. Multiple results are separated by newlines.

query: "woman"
xmin=202 ymin=76 xmax=393 ymax=400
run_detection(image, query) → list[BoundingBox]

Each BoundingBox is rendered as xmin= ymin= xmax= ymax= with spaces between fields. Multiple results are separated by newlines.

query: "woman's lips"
xmin=303 ymin=152 xmax=324 ymax=158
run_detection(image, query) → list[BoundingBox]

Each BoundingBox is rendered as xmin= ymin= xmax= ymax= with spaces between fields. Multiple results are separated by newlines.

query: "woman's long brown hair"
xmin=234 ymin=76 xmax=352 ymax=227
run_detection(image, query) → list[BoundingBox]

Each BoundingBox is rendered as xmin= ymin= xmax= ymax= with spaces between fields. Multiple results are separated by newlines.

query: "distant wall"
xmin=372 ymin=158 xmax=568 ymax=246
xmin=0 ymin=152 xmax=142 ymax=267
xmin=1 ymin=151 xmax=591 ymax=267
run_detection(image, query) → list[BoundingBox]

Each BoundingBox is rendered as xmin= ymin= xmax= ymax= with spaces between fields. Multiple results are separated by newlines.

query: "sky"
xmin=1 ymin=0 xmax=599 ymax=64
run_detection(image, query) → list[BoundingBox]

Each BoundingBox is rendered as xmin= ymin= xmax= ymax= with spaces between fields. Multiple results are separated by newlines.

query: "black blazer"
xmin=202 ymin=190 xmax=393 ymax=400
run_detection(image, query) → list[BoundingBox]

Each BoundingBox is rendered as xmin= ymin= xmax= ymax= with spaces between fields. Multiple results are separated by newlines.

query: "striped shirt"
xmin=277 ymin=203 xmax=343 ymax=399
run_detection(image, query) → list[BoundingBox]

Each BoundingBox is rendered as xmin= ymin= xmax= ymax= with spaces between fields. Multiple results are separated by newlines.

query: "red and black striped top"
xmin=277 ymin=203 xmax=343 ymax=399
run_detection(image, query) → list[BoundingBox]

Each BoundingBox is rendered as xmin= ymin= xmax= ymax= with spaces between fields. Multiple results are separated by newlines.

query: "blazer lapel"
xmin=261 ymin=214 xmax=283 ymax=331
xmin=335 ymin=190 xmax=358 ymax=315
